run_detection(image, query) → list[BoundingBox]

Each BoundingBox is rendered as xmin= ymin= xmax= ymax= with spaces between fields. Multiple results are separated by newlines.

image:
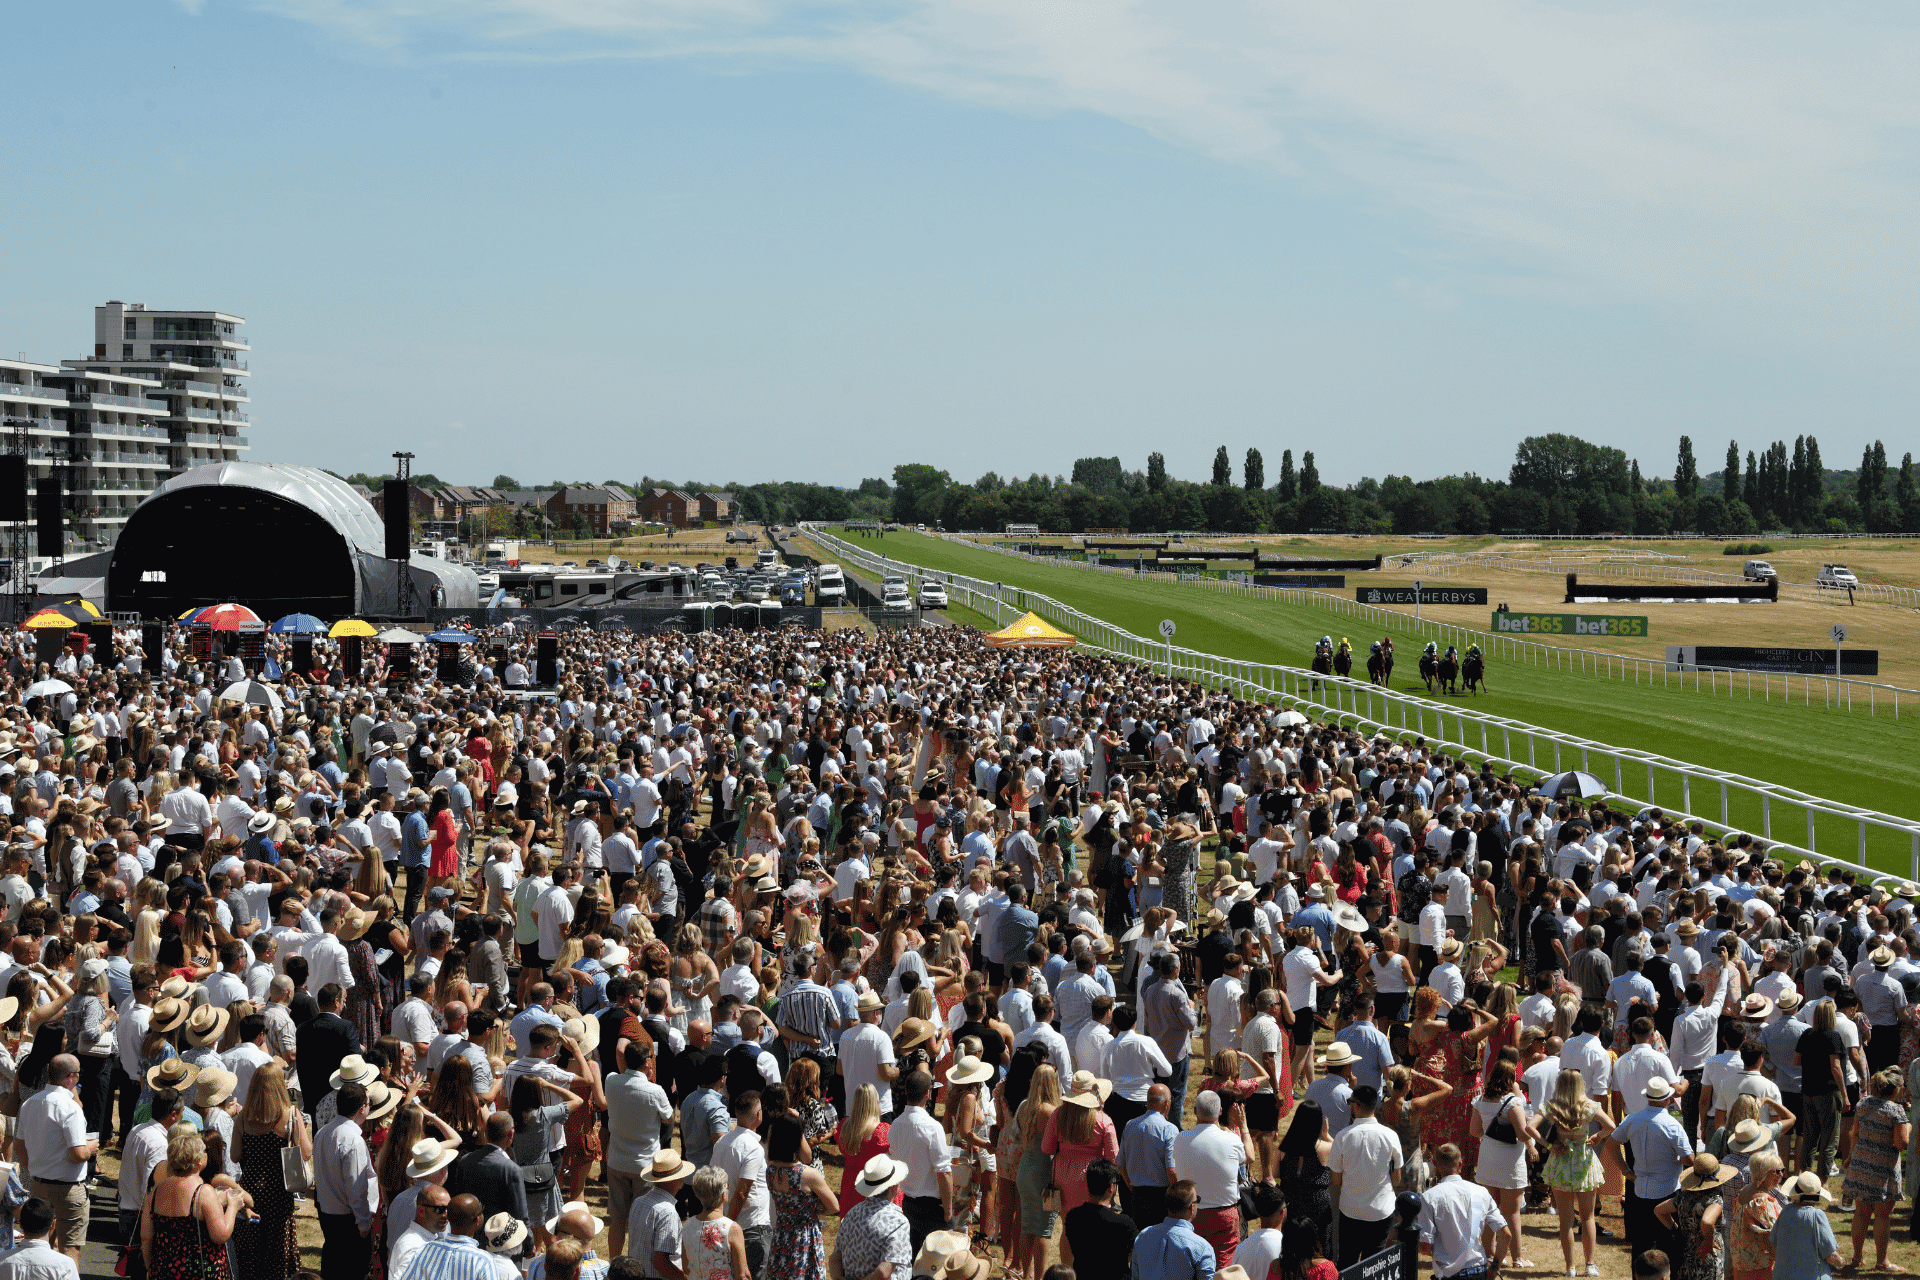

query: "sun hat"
xmin=158 ymin=976 xmax=192 ymax=1001
xmin=0 ymin=997 xmax=17 ymax=1025
xmin=194 ymin=1069 xmax=238 ymax=1109
xmin=329 ymin=1053 xmax=380 ymax=1090
xmin=148 ymin=997 xmax=190 ymax=1035
xmin=946 ymin=1055 xmax=994 ymax=1086
xmin=1730 ymin=1119 xmax=1776 ymax=1155
xmin=1788 ymin=1170 xmax=1833 ymax=1203
xmin=1870 ymin=945 xmax=1896 ymax=968
xmin=563 ymin=1015 xmax=602 ymax=1054
xmin=248 ymin=811 xmax=276 ymax=835
xmin=364 ymin=1080 xmax=402 ymax=1124
xmin=1305 ymin=884 xmax=1327 ymax=901
xmin=146 ymin=1058 xmax=200 ymax=1092
xmin=643 ymin=1150 xmax=695 ymax=1183
xmin=1679 ymin=1153 xmax=1738 ymax=1191
xmin=544 ymin=1199 xmax=605 ymax=1240
xmin=855 ymin=991 xmax=884 ymax=1013
xmin=1644 ymin=1077 xmax=1677 ymax=1103
xmin=1439 ymin=937 xmax=1463 ymax=958
xmin=1776 ymin=990 xmax=1804 ymax=1013
xmin=183 ymin=1004 xmax=229 ymax=1047
xmin=1063 ymin=1070 xmax=1114 ymax=1107
xmin=1673 ymin=920 xmax=1700 ymax=938
xmin=483 ymin=1212 xmax=529 ymax=1253
xmin=1331 ymin=903 xmax=1368 ymax=933
xmin=406 ymin=1137 xmax=459 ymax=1180
xmin=1740 ymin=993 xmax=1774 ymax=1019
xmin=1319 ymin=1043 xmax=1362 ymax=1069
xmin=854 ymin=1154 xmax=911 ymax=1198
xmin=601 ymin=941 xmax=630 ymax=969
xmin=912 ymin=1232 xmax=975 ymax=1280
xmin=894 ymin=1018 xmax=935 ymax=1051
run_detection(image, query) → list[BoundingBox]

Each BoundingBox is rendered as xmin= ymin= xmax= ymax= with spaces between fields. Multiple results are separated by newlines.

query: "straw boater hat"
xmin=855 ymin=990 xmax=884 ymax=1013
xmin=0 ymin=997 xmax=18 ymax=1026
xmin=1644 ymin=1077 xmax=1677 ymax=1103
xmin=1870 ymin=945 xmax=1897 ymax=969
xmin=248 ymin=811 xmax=276 ymax=835
xmin=483 ymin=1212 xmax=529 ymax=1254
xmin=947 ymin=1055 xmax=994 ymax=1086
xmin=1673 ymin=920 xmax=1701 ymax=938
xmin=1440 ymin=937 xmax=1463 ymax=959
xmin=158 ymin=976 xmax=192 ymax=1001
xmin=364 ymin=1080 xmax=402 ymax=1124
xmin=1319 ymin=1043 xmax=1362 ymax=1070
xmin=1776 ymin=990 xmax=1804 ymax=1014
xmin=854 ymin=1154 xmax=911 ymax=1198
xmin=1679 ymin=1154 xmax=1738 ymax=1191
xmin=330 ymin=1054 xmax=380 ymax=1091
xmin=194 ymin=1068 xmax=238 ymax=1110
xmin=184 ymin=1004 xmax=229 ymax=1048
xmin=1730 ymin=1119 xmax=1776 ymax=1155
xmin=146 ymin=1058 xmax=199 ymax=1092
xmin=1740 ymin=993 xmax=1774 ymax=1020
xmin=406 ymin=1137 xmax=459 ymax=1179
xmin=1788 ymin=1170 xmax=1833 ymax=1203
xmin=545 ymin=1199 xmax=605 ymax=1240
xmin=894 ymin=1018 xmax=935 ymax=1051
xmin=149 ymin=997 xmax=190 ymax=1035
xmin=643 ymin=1151 xmax=695 ymax=1183
xmin=1063 ymin=1070 xmax=1114 ymax=1107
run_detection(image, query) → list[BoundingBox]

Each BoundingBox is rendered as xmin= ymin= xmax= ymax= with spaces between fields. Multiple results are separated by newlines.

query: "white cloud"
xmin=254 ymin=0 xmax=1920 ymax=354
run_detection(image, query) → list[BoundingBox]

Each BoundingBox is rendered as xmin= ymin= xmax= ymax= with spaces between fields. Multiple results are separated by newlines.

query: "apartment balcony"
xmin=74 ymin=390 xmax=168 ymax=412
xmin=180 ymin=406 xmax=248 ymax=424
xmin=72 ymin=480 xmax=149 ymax=494
xmin=0 ymin=383 xmax=68 ymax=404
xmin=227 ymin=435 xmax=248 ymax=449
xmin=151 ymin=329 xmax=247 ymax=349
xmin=80 ymin=421 xmax=171 ymax=441
xmin=154 ymin=355 xmax=246 ymax=371
xmin=83 ymin=450 xmax=166 ymax=466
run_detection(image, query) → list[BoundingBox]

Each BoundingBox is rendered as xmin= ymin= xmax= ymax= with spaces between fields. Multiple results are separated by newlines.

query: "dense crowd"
xmin=0 ymin=616 xmax=1906 ymax=1280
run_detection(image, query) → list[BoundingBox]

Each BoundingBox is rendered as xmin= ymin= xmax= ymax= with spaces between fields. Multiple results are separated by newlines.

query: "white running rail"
xmin=802 ymin=524 xmax=1920 ymax=880
xmin=1402 ymin=549 xmax=1920 ymax=608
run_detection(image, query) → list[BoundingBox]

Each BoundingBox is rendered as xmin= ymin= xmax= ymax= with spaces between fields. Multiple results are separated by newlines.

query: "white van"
xmin=1742 ymin=559 xmax=1777 ymax=582
xmin=815 ymin=564 xmax=846 ymax=605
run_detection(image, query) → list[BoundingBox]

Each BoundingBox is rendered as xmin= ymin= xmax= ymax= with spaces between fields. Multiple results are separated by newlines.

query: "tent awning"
xmin=982 ymin=611 xmax=1078 ymax=648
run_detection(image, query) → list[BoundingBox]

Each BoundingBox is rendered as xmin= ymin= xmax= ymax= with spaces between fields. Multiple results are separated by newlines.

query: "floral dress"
xmin=343 ymin=938 xmax=385 ymax=1048
xmin=682 ymin=1214 xmax=739 ymax=1280
xmin=1671 ymin=1187 xmax=1726 ymax=1280
xmin=1335 ymin=941 xmax=1369 ymax=1022
xmin=766 ymin=1161 xmax=827 ymax=1280
xmin=1416 ymin=1027 xmax=1481 ymax=1172
xmin=149 ymin=1183 xmax=232 ymax=1280
xmin=1161 ymin=836 xmax=1198 ymax=924
xmin=1842 ymin=1093 xmax=1905 ymax=1204
xmin=1730 ymin=1188 xmax=1780 ymax=1280
xmin=1541 ymin=1109 xmax=1605 ymax=1193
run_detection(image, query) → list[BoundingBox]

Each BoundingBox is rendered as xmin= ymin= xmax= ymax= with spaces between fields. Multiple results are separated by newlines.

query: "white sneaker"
xmin=1585 ymin=1267 xmax=1600 ymax=1277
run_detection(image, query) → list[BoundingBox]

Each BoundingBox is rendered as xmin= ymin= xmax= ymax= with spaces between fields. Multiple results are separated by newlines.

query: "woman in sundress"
xmin=1841 ymin=1066 xmax=1911 ymax=1272
xmin=763 ymin=1119 xmax=835 ymax=1280
xmin=1541 ymin=1067 xmax=1613 ymax=1275
xmin=1411 ymin=991 xmax=1496 ymax=1173
xmin=1655 ymin=1155 xmax=1733 ymax=1280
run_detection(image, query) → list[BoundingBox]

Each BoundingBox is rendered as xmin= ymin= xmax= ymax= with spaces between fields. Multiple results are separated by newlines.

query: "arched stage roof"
xmin=107 ymin=461 xmax=479 ymax=620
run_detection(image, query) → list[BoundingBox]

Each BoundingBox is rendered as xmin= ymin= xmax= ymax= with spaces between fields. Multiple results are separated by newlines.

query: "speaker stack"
xmin=535 ymin=631 xmax=558 ymax=687
xmin=36 ymin=475 xmax=62 ymax=558
xmin=383 ymin=479 xmax=410 ymax=560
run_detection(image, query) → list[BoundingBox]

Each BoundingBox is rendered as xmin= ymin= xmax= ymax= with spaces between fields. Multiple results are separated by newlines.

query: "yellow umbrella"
xmin=982 ymin=611 xmax=1078 ymax=649
xmin=328 ymin=618 xmax=379 ymax=638
xmin=19 ymin=609 xmax=81 ymax=631
xmin=69 ymin=600 xmax=103 ymax=619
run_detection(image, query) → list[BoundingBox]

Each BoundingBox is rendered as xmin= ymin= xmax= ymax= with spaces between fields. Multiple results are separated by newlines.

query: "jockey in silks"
xmin=1310 ymin=635 xmax=1333 ymax=693
xmin=1334 ymin=637 xmax=1354 ymax=679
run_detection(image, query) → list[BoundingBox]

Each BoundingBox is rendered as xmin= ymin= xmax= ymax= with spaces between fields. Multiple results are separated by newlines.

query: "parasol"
xmin=217 ymin=679 xmax=285 ymax=711
xmin=269 ymin=614 xmax=328 ymax=635
xmin=329 ymin=619 xmax=379 ymax=639
xmin=377 ymin=627 xmax=426 ymax=644
xmin=195 ymin=603 xmax=263 ymax=632
xmin=22 ymin=678 xmax=73 ymax=699
xmin=1533 ymin=770 xmax=1608 ymax=800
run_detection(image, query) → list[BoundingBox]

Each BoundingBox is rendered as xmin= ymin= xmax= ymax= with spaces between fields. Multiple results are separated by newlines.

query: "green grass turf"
xmin=817 ymin=529 xmax=1920 ymax=875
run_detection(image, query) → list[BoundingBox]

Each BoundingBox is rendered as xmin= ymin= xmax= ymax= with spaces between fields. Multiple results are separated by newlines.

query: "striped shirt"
xmin=394 ymin=1234 xmax=497 ymax=1280
xmin=775 ymin=981 xmax=839 ymax=1056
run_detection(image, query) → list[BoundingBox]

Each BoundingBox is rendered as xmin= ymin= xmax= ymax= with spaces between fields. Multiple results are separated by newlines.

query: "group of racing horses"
xmin=1310 ymin=633 xmax=1487 ymax=695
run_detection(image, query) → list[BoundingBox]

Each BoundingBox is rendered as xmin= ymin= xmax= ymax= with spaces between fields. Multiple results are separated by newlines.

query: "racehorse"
xmin=1463 ymin=648 xmax=1487 ymax=695
xmin=1418 ymin=645 xmax=1439 ymax=692
xmin=1380 ymin=637 xmax=1395 ymax=686
xmin=1366 ymin=643 xmax=1386 ymax=685
xmin=1333 ymin=640 xmax=1353 ymax=680
xmin=1311 ymin=637 xmax=1333 ymax=692
xmin=1438 ymin=646 xmax=1461 ymax=695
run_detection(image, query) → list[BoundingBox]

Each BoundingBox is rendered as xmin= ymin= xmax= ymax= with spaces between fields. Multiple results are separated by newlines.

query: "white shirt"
xmin=1329 ymin=1115 xmax=1404 ymax=1220
xmin=391 ymin=997 xmax=438 ymax=1049
xmin=839 ymin=1021 xmax=897 ymax=1114
xmin=535 ymin=882 xmax=576 ymax=960
xmin=1518 ymin=993 xmax=1557 ymax=1032
xmin=1611 ymin=1043 xmax=1678 ymax=1112
xmin=1281 ymin=948 xmax=1324 ymax=1012
xmin=1172 ymin=1122 xmax=1245 ymax=1211
xmin=888 ymin=1104 xmax=953 ymax=1200
xmin=1430 ymin=962 xmax=1465 ymax=1011
xmin=17 ymin=1083 xmax=87 ymax=1182
xmin=1073 ymin=1022 xmax=1113 ymax=1076
xmin=1560 ymin=1032 xmax=1612 ymax=1100
xmin=1011 ymin=1022 xmax=1073 ymax=1085
xmin=0 ymin=1240 xmax=79 ymax=1280
xmin=712 ymin=1125 xmax=771 ymax=1230
xmin=1417 ymin=1174 xmax=1508 ymax=1278
xmin=1206 ymin=975 xmax=1245 ymax=1057
xmin=1102 ymin=1030 xmax=1172 ymax=1103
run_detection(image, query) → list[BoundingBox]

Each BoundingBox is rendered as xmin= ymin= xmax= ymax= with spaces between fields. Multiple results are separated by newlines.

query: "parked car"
xmin=1816 ymin=563 xmax=1860 ymax=589
xmin=917 ymin=583 xmax=948 ymax=609
xmin=1742 ymin=559 xmax=1777 ymax=582
xmin=882 ymin=584 xmax=913 ymax=611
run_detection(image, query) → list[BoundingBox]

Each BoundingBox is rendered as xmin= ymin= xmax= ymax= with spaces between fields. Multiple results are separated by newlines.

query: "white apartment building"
xmin=0 ymin=356 xmax=172 ymax=553
xmin=54 ymin=301 xmax=252 ymax=549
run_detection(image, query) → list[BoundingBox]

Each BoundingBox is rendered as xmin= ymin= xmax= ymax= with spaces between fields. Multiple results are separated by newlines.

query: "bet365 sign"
xmin=1491 ymin=612 xmax=1648 ymax=638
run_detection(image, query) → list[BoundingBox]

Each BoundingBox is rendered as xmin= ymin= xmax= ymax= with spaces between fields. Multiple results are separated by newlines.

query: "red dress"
xmin=1041 ymin=1108 xmax=1118 ymax=1215
xmin=833 ymin=1120 xmax=901 ymax=1216
xmin=428 ymin=810 xmax=460 ymax=876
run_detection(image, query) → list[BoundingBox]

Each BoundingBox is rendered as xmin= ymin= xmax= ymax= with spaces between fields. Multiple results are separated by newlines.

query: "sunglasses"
xmin=422 ymin=1203 xmax=450 ymax=1216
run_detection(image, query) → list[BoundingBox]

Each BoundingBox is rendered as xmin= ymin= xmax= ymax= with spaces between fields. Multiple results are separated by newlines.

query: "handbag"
xmin=279 ymin=1109 xmax=314 ymax=1193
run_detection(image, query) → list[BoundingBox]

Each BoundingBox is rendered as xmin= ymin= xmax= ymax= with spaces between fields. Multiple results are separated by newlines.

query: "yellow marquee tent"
xmin=982 ymin=611 xmax=1078 ymax=648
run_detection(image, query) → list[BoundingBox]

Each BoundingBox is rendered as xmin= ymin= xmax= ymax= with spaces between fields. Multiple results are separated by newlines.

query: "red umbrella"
xmin=195 ymin=602 xmax=263 ymax=632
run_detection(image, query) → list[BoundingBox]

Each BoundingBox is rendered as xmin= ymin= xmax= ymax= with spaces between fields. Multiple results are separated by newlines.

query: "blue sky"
xmin=6 ymin=1 xmax=1918 ymax=488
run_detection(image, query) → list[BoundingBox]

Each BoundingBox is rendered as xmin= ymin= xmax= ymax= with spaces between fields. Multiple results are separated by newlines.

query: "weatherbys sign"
xmin=1492 ymin=611 xmax=1649 ymax=638
xmin=1360 ymin=587 xmax=1488 ymax=606
xmin=1668 ymin=645 xmax=1880 ymax=676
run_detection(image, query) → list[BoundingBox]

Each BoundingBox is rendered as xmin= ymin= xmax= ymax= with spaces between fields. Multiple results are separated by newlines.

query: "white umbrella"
xmin=217 ymin=679 xmax=284 ymax=712
xmin=23 ymin=679 xmax=72 ymax=699
xmin=377 ymin=627 xmax=426 ymax=644
xmin=1273 ymin=709 xmax=1309 ymax=727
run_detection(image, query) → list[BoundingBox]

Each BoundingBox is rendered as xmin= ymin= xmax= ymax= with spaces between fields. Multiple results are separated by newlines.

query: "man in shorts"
xmin=1242 ymin=988 xmax=1285 ymax=1180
